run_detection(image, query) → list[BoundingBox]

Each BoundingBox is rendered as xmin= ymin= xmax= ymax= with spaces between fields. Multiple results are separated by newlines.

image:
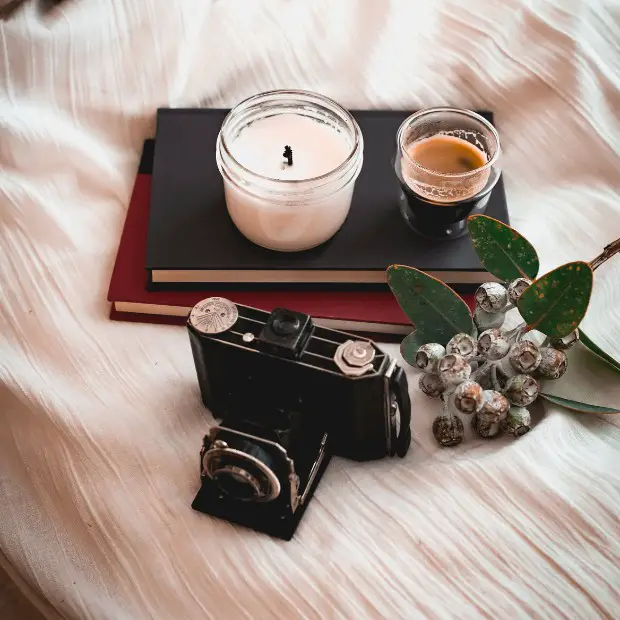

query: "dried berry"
xmin=472 ymin=413 xmax=502 ymax=439
xmin=453 ymin=380 xmax=483 ymax=414
xmin=473 ymin=306 xmax=505 ymax=331
xmin=415 ymin=343 xmax=446 ymax=373
xmin=478 ymin=389 xmax=510 ymax=422
xmin=419 ymin=373 xmax=444 ymax=398
xmin=550 ymin=329 xmax=579 ymax=350
xmin=509 ymin=341 xmax=541 ymax=374
xmin=477 ymin=328 xmax=511 ymax=361
xmin=501 ymin=406 xmax=532 ymax=437
xmin=432 ymin=415 xmax=464 ymax=447
xmin=537 ymin=347 xmax=568 ymax=379
xmin=507 ymin=277 xmax=532 ymax=304
xmin=504 ymin=374 xmax=539 ymax=406
xmin=475 ymin=282 xmax=508 ymax=313
xmin=438 ymin=354 xmax=472 ymax=386
xmin=446 ymin=333 xmax=477 ymax=360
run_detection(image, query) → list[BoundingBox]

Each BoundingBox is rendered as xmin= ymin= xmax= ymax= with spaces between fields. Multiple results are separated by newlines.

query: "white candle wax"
xmin=222 ymin=113 xmax=358 ymax=252
xmin=229 ymin=114 xmax=350 ymax=180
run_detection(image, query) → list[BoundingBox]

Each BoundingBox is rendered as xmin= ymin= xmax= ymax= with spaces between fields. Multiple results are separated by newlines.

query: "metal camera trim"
xmin=334 ymin=340 xmax=376 ymax=376
xmin=202 ymin=443 xmax=282 ymax=502
xmin=383 ymin=358 xmax=398 ymax=455
xmin=188 ymin=297 xmax=239 ymax=335
xmin=299 ymin=433 xmax=329 ymax=506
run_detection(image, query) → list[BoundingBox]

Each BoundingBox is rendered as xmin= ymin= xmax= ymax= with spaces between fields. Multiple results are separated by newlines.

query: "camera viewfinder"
xmin=257 ymin=308 xmax=313 ymax=360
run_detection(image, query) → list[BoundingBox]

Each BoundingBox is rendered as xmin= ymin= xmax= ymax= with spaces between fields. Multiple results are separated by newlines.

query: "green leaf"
xmin=579 ymin=330 xmax=620 ymax=374
xmin=467 ymin=215 xmax=540 ymax=281
xmin=468 ymin=214 xmax=539 ymax=281
xmin=387 ymin=265 xmax=475 ymax=347
xmin=517 ymin=261 xmax=593 ymax=338
xmin=399 ymin=330 xmax=427 ymax=366
xmin=539 ymin=393 xmax=620 ymax=414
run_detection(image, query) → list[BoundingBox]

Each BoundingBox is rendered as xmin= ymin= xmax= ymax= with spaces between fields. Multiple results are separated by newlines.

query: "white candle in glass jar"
xmin=216 ymin=90 xmax=363 ymax=252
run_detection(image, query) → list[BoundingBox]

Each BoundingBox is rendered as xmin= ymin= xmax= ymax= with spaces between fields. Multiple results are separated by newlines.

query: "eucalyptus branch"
xmin=590 ymin=237 xmax=620 ymax=271
xmin=406 ymin=214 xmax=616 ymax=449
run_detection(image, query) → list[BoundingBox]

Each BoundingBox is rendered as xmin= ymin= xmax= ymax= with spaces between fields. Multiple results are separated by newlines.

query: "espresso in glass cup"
xmin=394 ymin=107 xmax=501 ymax=239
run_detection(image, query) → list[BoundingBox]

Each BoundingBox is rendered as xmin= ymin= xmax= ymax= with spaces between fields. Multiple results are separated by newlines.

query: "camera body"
xmin=187 ymin=298 xmax=411 ymax=462
xmin=187 ymin=297 xmax=412 ymax=539
xmin=191 ymin=408 xmax=330 ymax=540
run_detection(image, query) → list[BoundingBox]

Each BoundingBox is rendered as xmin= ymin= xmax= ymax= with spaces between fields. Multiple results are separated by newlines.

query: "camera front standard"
xmin=191 ymin=409 xmax=330 ymax=540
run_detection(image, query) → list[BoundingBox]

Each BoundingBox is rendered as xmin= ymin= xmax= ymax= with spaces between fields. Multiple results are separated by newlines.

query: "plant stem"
xmin=470 ymin=356 xmax=487 ymax=364
xmin=441 ymin=385 xmax=460 ymax=417
xmin=491 ymin=364 xmax=502 ymax=392
xmin=471 ymin=360 xmax=491 ymax=383
xmin=505 ymin=322 xmax=527 ymax=342
xmin=468 ymin=356 xmax=486 ymax=373
xmin=590 ymin=237 xmax=620 ymax=271
xmin=441 ymin=392 xmax=451 ymax=417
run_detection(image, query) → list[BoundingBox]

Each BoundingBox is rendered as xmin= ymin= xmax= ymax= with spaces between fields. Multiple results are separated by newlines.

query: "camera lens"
xmin=203 ymin=439 xmax=281 ymax=502
xmin=213 ymin=467 xmax=261 ymax=501
xmin=271 ymin=312 xmax=301 ymax=336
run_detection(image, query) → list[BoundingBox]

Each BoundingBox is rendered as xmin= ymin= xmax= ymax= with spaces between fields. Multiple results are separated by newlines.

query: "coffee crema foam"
xmin=402 ymin=131 xmax=491 ymax=203
xmin=407 ymin=134 xmax=487 ymax=173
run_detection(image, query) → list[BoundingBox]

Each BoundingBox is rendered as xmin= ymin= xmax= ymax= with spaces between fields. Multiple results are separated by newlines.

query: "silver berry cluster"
xmin=416 ymin=279 xmax=578 ymax=447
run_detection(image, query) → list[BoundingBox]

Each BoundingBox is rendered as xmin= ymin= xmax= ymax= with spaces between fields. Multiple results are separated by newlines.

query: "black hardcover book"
xmin=146 ymin=108 xmax=509 ymax=290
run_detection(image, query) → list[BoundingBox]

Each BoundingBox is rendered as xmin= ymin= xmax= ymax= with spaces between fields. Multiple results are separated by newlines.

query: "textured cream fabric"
xmin=2 ymin=1 xmax=620 ymax=619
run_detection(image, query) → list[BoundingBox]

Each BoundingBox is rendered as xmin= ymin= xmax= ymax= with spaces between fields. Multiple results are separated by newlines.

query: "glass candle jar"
xmin=394 ymin=107 xmax=501 ymax=239
xmin=216 ymin=90 xmax=364 ymax=252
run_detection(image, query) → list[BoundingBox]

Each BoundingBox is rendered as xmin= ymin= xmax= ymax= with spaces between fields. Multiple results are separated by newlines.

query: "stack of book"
xmin=107 ymin=109 xmax=509 ymax=338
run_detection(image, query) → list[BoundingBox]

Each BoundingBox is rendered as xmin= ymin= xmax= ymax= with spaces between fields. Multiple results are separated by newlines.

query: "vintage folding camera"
xmin=191 ymin=407 xmax=331 ymax=540
xmin=186 ymin=297 xmax=412 ymax=539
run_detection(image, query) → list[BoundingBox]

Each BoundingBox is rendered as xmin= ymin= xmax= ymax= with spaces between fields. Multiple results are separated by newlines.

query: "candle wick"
xmin=283 ymin=145 xmax=293 ymax=166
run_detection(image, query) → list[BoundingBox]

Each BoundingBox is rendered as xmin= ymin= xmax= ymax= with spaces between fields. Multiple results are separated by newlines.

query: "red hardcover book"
xmin=107 ymin=141 xmax=474 ymax=336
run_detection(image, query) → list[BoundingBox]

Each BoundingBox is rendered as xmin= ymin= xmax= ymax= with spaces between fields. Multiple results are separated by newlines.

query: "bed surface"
xmin=2 ymin=1 xmax=620 ymax=618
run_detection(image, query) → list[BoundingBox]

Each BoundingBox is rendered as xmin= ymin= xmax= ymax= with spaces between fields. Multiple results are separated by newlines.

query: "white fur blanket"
xmin=2 ymin=1 xmax=620 ymax=618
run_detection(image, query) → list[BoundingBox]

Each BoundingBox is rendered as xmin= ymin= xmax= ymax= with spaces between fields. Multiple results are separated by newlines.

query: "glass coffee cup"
xmin=394 ymin=107 xmax=501 ymax=239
